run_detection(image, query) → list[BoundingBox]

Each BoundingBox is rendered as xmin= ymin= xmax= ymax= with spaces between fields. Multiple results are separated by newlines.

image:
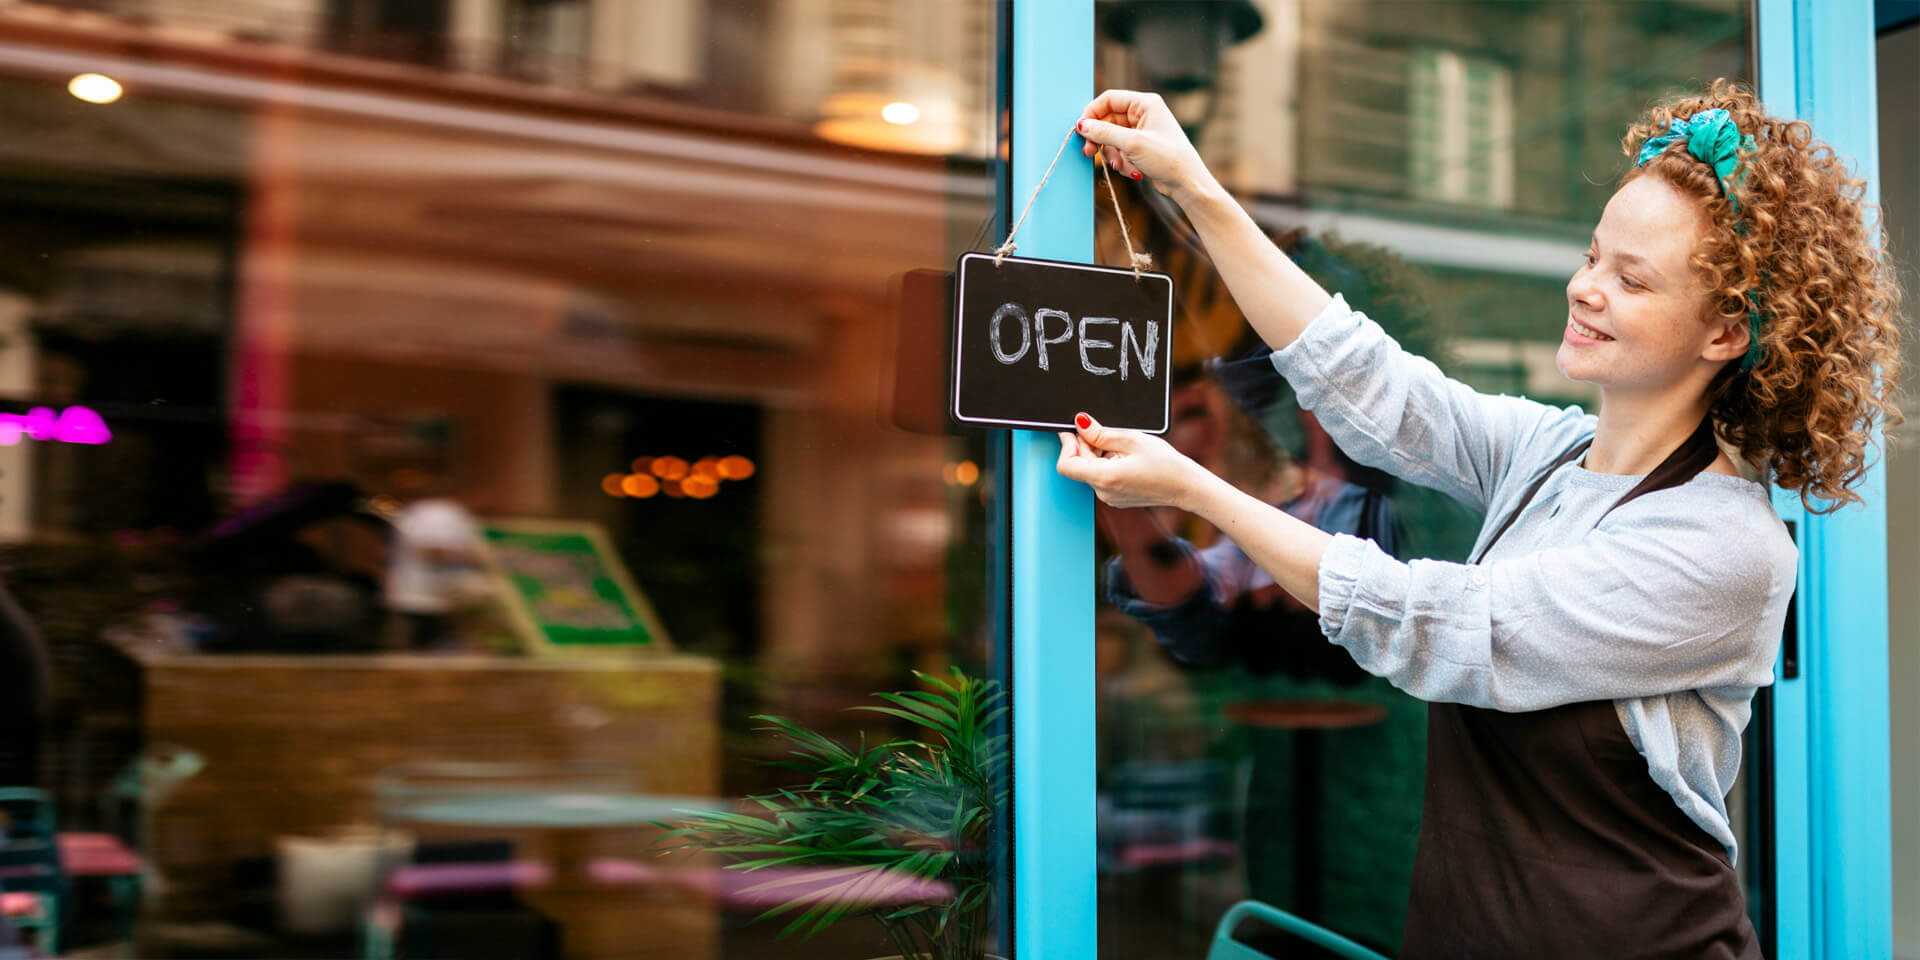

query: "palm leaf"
xmin=654 ymin=669 xmax=1008 ymax=956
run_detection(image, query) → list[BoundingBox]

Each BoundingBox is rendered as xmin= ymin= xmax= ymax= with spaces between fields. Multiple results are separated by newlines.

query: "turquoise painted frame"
xmin=1755 ymin=1 xmax=1894 ymax=957
xmin=1008 ymin=2 xmax=1098 ymax=960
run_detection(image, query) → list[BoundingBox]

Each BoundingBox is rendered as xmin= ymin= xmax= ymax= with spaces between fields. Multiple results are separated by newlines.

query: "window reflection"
xmin=0 ymin=2 xmax=1005 ymax=958
xmin=1095 ymin=1 xmax=1750 ymax=955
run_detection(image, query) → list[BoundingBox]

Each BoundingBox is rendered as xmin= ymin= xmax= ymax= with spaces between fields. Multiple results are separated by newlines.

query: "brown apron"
xmin=1399 ymin=420 xmax=1762 ymax=959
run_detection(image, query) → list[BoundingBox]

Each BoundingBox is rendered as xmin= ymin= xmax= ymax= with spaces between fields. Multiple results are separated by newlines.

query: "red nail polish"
xmin=1075 ymin=413 xmax=1092 ymax=430
xmin=1132 ymin=171 xmax=1143 ymax=180
xmin=1077 ymin=119 xmax=1087 ymax=132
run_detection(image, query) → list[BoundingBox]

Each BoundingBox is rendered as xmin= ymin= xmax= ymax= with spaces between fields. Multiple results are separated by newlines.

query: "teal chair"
xmin=1208 ymin=900 xmax=1390 ymax=960
xmin=0 ymin=788 xmax=67 ymax=957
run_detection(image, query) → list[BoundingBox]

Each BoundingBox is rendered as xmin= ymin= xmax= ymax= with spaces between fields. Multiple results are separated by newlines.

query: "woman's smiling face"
xmin=1557 ymin=176 xmax=1739 ymax=394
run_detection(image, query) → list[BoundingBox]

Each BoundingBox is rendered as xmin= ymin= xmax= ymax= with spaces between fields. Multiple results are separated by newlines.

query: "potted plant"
xmin=660 ymin=668 xmax=1008 ymax=960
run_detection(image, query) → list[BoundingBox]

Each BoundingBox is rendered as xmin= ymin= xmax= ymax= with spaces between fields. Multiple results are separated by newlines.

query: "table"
xmin=393 ymin=793 xmax=720 ymax=831
xmin=384 ymin=791 xmax=726 ymax=960
xmin=1225 ymin=699 xmax=1389 ymax=923
xmin=391 ymin=792 xmax=721 ymax=885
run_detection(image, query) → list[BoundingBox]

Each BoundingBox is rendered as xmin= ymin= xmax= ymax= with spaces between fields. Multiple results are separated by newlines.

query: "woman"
xmin=1059 ymin=82 xmax=1901 ymax=957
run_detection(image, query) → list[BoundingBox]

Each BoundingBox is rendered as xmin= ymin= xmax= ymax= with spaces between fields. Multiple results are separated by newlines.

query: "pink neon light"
xmin=0 ymin=406 xmax=113 ymax=446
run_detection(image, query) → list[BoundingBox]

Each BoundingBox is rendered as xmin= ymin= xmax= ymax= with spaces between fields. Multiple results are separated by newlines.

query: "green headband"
xmin=1635 ymin=108 xmax=1766 ymax=373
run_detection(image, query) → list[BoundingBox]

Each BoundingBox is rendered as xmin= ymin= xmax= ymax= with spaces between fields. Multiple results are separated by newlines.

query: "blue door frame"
xmin=1007 ymin=3 xmax=1096 ymax=959
xmin=1005 ymin=1 xmax=1893 ymax=957
xmin=1755 ymin=3 xmax=1895 ymax=958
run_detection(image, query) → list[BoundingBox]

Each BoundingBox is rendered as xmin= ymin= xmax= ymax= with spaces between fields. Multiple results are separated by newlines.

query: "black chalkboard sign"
xmin=951 ymin=252 xmax=1174 ymax=433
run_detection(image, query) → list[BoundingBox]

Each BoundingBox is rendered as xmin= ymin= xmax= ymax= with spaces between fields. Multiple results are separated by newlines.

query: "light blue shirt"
xmin=1270 ymin=295 xmax=1797 ymax=860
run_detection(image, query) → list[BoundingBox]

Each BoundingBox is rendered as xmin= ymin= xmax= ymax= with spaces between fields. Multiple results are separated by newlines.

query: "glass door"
xmin=999 ymin=1 xmax=1896 ymax=958
xmin=1755 ymin=2 xmax=1897 ymax=957
xmin=1073 ymin=2 xmax=1774 ymax=957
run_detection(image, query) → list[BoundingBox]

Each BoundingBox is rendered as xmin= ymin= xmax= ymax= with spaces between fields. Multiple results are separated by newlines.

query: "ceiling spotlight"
xmin=68 ymin=73 xmax=123 ymax=104
xmin=881 ymin=101 xmax=921 ymax=126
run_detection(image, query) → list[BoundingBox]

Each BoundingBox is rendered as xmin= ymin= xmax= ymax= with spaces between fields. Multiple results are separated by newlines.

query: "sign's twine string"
xmin=991 ymin=129 xmax=1073 ymax=264
xmin=992 ymin=128 xmax=1154 ymax=279
xmin=1098 ymin=150 xmax=1155 ymax=278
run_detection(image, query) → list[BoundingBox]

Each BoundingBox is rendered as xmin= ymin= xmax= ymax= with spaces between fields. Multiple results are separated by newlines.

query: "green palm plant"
xmin=660 ymin=668 xmax=1008 ymax=960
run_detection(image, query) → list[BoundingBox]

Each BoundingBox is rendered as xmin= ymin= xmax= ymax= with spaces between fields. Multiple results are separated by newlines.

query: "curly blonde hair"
xmin=1621 ymin=79 xmax=1903 ymax=512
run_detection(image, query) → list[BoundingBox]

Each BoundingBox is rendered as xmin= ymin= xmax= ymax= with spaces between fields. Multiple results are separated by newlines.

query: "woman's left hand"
xmin=1056 ymin=412 xmax=1213 ymax=511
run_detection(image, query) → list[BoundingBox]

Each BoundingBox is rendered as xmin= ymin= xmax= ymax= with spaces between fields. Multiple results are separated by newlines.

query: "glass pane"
xmin=0 ymin=2 xmax=1008 ymax=959
xmin=1092 ymin=2 xmax=1752 ymax=955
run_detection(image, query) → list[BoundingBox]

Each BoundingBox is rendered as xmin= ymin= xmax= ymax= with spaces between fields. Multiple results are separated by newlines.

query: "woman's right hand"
xmin=1077 ymin=90 xmax=1218 ymax=205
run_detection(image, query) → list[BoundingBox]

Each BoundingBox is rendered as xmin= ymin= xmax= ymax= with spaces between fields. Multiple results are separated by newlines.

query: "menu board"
xmin=477 ymin=519 xmax=670 ymax=655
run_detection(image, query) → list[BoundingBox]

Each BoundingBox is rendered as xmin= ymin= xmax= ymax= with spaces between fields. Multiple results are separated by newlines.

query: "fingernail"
xmin=1131 ymin=171 xmax=1143 ymax=180
xmin=1075 ymin=413 xmax=1092 ymax=430
xmin=1077 ymin=119 xmax=1087 ymax=132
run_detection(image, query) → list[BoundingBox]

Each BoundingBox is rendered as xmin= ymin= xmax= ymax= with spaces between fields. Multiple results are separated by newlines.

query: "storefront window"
xmin=1091 ymin=1 xmax=1754 ymax=955
xmin=0 ymin=2 xmax=1006 ymax=959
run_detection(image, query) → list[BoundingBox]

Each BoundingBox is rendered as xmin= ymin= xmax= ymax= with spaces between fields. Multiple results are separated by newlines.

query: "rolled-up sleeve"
xmin=1270 ymin=295 xmax=1592 ymax=512
xmin=1314 ymin=510 xmax=1783 ymax=711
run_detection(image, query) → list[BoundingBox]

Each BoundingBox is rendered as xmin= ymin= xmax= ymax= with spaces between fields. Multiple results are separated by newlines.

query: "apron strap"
xmin=1473 ymin=417 xmax=1720 ymax=564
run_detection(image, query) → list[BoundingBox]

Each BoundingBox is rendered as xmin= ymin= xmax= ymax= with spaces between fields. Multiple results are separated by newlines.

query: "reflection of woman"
xmin=1096 ymin=190 xmax=1414 ymax=681
xmin=1061 ymin=82 xmax=1901 ymax=956
xmin=1102 ymin=392 xmax=1397 ymax=682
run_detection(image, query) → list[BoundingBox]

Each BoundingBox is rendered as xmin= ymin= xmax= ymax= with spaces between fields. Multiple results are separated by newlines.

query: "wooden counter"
xmin=129 ymin=650 xmax=722 ymax=959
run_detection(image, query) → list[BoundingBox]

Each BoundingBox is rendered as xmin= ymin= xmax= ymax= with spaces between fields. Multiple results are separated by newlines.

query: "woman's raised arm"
xmin=1075 ymin=90 xmax=1587 ymax=511
xmin=1076 ymin=89 xmax=1331 ymax=352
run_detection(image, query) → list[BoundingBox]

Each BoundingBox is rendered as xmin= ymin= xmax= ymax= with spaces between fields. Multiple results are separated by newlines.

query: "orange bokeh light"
xmin=601 ymin=474 xmax=627 ymax=497
xmin=692 ymin=457 xmax=720 ymax=480
xmin=630 ymin=456 xmax=654 ymax=475
xmin=651 ymin=456 xmax=690 ymax=480
xmin=717 ymin=455 xmax=755 ymax=480
xmin=683 ymin=476 xmax=720 ymax=499
xmin=955 ymin=460 xmax=980 ymax=485
xmin=621 ymin=474 xmax=661 ymax=498
xmin=662 ymin=479 xmax=686 ymax=498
